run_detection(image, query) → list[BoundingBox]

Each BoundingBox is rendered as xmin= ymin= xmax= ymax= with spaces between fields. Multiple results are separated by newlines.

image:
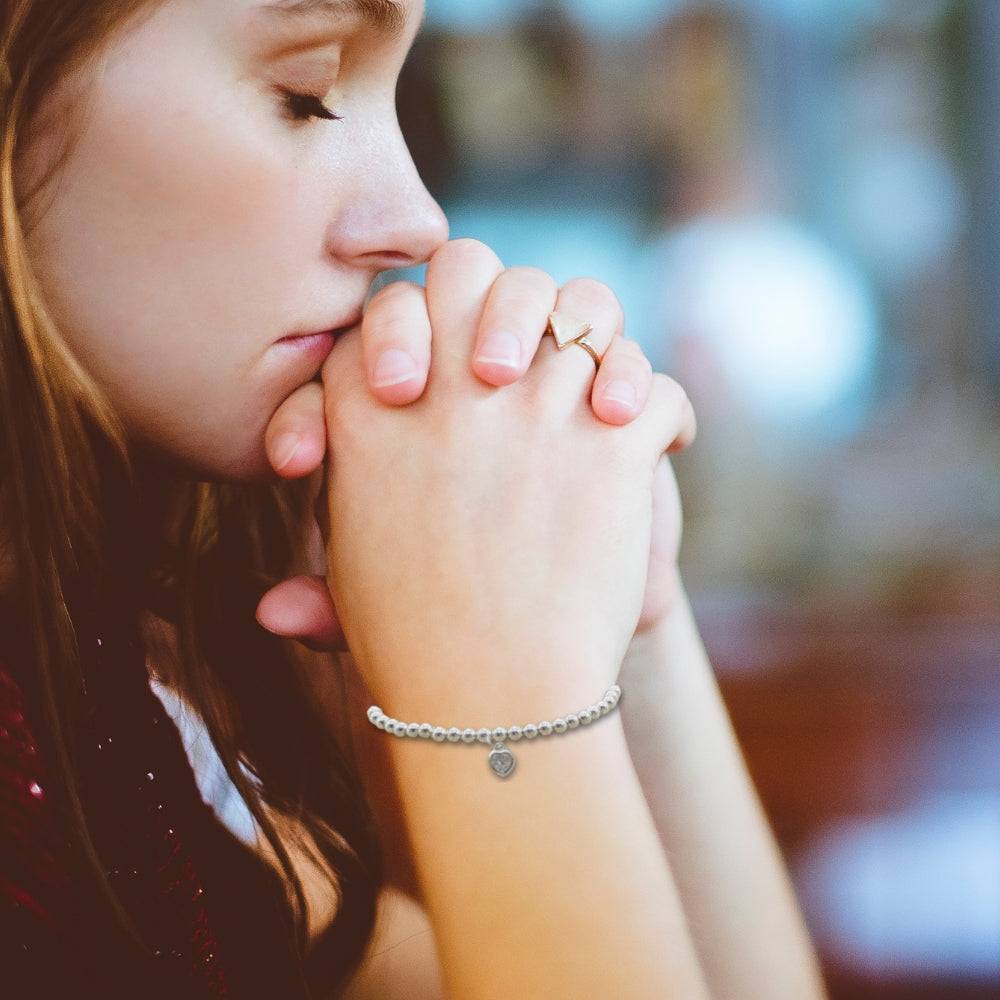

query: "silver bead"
xmin=364 ymin=682 xmax=625 ymax=764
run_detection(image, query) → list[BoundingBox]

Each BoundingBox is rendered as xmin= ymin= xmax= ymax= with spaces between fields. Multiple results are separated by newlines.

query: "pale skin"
xmin=18 ymin=0 xmax=825 ymax=996
xmin=261 ymin=241 xmax=826 ymax=1000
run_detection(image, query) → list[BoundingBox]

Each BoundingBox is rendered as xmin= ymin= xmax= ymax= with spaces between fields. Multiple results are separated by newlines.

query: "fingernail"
xmin=271 ymin=432 xmax=301 ymax=472
xmin=475 ymin=330 xmax=521 ymax=369
xmin=601 ymin=379 xmax=637 ymax=409
xmin=372 ymin=349 xmax=419 ymax=388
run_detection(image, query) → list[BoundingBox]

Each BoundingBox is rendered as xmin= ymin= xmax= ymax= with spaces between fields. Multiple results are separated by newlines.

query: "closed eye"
xmin=281 ymin=89 xmax=342 ymax=121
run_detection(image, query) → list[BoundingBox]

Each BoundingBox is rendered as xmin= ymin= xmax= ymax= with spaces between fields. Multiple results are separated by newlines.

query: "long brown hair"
xmin=0 ymin=0 xmax=381 ymax=991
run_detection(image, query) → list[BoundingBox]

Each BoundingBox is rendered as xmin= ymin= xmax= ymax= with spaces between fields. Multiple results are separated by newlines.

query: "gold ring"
xmin=546 ymin=312 xmax=602 ymax=371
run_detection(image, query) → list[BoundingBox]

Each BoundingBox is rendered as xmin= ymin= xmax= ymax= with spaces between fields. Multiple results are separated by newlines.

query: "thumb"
xmin=256 ymin=574 xmax=345 ymax=651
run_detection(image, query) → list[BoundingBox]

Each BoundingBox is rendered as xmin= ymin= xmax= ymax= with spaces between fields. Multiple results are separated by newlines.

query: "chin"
xmin=134 ymin=436 xmax=276 ymax=485
xmin=203 ymin=447 xmax=277 ymax=485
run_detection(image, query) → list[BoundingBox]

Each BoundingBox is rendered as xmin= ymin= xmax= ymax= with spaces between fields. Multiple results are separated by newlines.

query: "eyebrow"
xmin=258 ymin=0 xmax=408 ymax=36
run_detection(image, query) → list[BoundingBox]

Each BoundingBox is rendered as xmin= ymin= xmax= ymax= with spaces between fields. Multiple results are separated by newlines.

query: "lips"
xmin=276 ymin=314 xmax=361 ymax=351
xmin=275 ymin=330 xmax=335 ymax=360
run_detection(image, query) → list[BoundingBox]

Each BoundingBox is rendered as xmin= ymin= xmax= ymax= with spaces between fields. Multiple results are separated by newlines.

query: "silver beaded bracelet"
xmin=365 ymin=684 xmax=622 ymax=779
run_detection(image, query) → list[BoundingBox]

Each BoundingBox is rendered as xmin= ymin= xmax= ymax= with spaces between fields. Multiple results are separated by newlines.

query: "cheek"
xmin=19 ymin=16 xmax=333 ymax=477
xmin=23 ymin=111 xmax=307 ymax=477
xmin=30 ymin=88 xmax=315 ymax=355
xmin=49 ymin=39 xmax=320 ymax=322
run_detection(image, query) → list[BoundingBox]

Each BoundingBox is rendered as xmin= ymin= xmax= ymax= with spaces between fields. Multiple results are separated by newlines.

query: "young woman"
xmin=0 ymin=0 xmax=826 ymax=997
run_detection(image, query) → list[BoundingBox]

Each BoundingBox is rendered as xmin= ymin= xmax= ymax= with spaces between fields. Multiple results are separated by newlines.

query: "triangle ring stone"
xmin=546 ymin=312 xmax=602 ymax=368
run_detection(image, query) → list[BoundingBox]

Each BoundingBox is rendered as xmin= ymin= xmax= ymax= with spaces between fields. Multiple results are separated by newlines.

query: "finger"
xmin=471 ymin=265 xmax=558 ymax=386
xmin=590 ymin=337 xmax=653 ymax=426
xmin=265 ymin=381 xmax=327 ymax=478
xmin=664 ymin=378 xmax=697 ymax=453
xmin=542 ymin=277 xmax=625 ymax=381
xmin=363 ymin=281 xmax=432 ymax=405
xmin=425 ymin=239 xmax=505 ymax=380
xmin=644 ymin=372 xmax=698 ymax=454
xmin=636 ymin=457 xmax=685 ymax=633
xmin=256 ymin=575 xmax=346 ymax=652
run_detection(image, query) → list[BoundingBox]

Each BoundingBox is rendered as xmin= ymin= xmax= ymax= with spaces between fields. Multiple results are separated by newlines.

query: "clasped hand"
xmin=257 ymin=240 xmax=695 ymax=702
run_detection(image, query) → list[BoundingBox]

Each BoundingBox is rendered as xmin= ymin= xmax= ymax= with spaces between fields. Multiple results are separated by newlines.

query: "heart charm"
xmin=488 ymin=743 xmax=516 ymax=779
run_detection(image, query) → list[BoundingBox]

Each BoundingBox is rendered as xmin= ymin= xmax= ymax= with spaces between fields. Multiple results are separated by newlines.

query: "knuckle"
xmin=658 ymin=374 xmax=696 ymax=424
xmin=560 ymin=277 xmax=622 ymax=316
xmin=431 ymin=237 xmax=499 ymax=269
xmin=364 ymin=284 xmax=427 ymax=342
xmin=426 ymin=240 xmax=505 ymax=303
xmin=500 ymin=265 xmax=557 ymax=295
xmin=487 ymin=271 xmax=558 ymax=328
xmin=683 ymin=393 xmax=698 ymax=429
xmin=368 ymin=279 xmax=421 ymax=313
xmin=602 ymin=339 xmax=651 ymax=383
xmin=655 ymin=371 xmax=684 ymax=396
xmin=649 ymin=373 xmax=675 ymax=405
xmin=616 ymin=337 xmax=653 ymax=371
xmin=448 ymin=236 xmax=491 ymax=255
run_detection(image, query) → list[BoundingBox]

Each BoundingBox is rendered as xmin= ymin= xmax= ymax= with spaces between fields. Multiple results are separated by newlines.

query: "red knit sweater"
xmin=0 ymin=644 xmax=307 ymax=999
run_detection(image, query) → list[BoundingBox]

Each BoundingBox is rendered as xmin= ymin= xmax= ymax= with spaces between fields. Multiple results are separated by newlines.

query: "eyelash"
xmin=281 ymin=90 xmax=342 ymax=123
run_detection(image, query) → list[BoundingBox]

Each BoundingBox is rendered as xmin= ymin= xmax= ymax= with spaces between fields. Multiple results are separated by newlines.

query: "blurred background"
xmin=398 ymin=1 xmax=1000 ymax=996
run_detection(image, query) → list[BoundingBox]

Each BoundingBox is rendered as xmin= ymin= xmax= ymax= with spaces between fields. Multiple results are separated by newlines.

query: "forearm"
xmin=383 ymin=681 xmax=711 ymax=1000
xmin=621 ymin=589 xmax=827 ymax=999
xmin=310 ymin=241 xmax=716 ymax=998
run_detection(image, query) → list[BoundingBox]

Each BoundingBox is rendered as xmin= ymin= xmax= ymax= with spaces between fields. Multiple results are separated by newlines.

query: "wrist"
xmin=367 ymin=683 xmax=623 ymax=779
xmin=349 ymin=633 xmax=623 ymax=730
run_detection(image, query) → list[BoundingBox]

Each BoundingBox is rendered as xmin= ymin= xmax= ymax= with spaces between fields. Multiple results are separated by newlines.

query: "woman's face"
xmin=24 ymin=0 xmax=447 ymax=479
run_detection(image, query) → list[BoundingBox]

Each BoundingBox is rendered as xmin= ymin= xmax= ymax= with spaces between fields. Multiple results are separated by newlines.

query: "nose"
xmin=325 ymin=118 xmax=449 ymax=272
